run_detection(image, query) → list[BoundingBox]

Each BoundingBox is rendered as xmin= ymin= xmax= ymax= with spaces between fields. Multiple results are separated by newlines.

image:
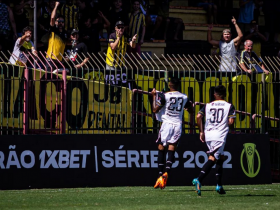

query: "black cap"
xmin=71 ymin=29 xmax=79 ymax=35
xmin=115 ymin=21 xmax=124 ymax=27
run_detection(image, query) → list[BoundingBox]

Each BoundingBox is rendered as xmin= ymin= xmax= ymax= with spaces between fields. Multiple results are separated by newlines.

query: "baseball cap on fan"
xmin=71 ymin=29 xmax=79 ymax=35
xmin=115 ymin=21 xmax=125 ymax=27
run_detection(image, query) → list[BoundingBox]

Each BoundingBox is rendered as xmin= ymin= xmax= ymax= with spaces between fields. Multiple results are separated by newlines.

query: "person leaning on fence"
xmin=151 ymin=78 xmax=193 ymax=190
xmin=9 ymin=26 xmax=37 ymax=66
xmin=105 ymin=21 xmax=137 ymax=70
xmin=66 ymin=28 xmax=89 ymax=69
xmin=237 ymin=39 xmax=270 ymax=114
xmin=46 ymin=1 xmax=68 ymax=71
xmin=208 ymin=17 xmax=243 ymax=72
xmin=238 ymin=40 xmax=270 ymax=75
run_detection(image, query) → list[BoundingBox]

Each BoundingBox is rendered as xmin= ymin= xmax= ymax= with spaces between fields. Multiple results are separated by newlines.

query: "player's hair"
xmin=169 ymin=77 xmax=180 ymax=89
xmin=22 ymin=26 xmax=33 ymax=35
xmin=133 ymin=0 xmax=140 ymax=3
xmin=214 ymin=85 xmax=226 ymax=97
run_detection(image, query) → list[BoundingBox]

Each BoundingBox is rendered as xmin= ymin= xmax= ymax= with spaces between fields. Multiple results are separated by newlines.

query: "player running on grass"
xmin=192 ymin=85 xmax=235 ymax=196
xmin=151 ymin=78 xmax=193 ymax=189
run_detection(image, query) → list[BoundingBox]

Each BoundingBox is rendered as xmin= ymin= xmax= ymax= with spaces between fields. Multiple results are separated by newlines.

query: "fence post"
xmin=61 ymin=70 xmax=67 ymax=134
xmin=261 ymin=74 xmax=266 ymax=134
xmin=23 ymin=68 xmax=29 ymax=134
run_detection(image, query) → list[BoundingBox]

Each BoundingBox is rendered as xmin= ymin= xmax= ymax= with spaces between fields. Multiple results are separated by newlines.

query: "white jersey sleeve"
xmin=199 ymin=100 xmax=235 ymax=142
xmin=155 ymin=91 xmax=166 ymax=122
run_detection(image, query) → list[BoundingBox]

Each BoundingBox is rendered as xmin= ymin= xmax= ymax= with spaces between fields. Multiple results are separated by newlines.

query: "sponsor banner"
xmin=0 ymin=65 xmax=131 ymax=133
xmin=0 ymin=134 xmax=271 ymax=189
xmin=1 ymin=65 xmax=279 ymax=133
xmin=77 ymin=68 xmax=279 ymax=131
xmin=128 ymin=71 xmax=279 ymax=131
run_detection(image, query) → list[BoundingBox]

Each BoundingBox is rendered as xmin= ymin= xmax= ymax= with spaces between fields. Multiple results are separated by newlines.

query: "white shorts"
xmin=156 ymin=121 xmax=182 ymax=146
xmin=206 ymin=141 xmax=226 ymax=160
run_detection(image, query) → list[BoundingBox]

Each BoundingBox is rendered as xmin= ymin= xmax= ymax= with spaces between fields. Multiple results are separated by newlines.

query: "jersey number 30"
xmin=210 ymin=108 xmax=224 ymax=123
xmin=168 ymin=97 xmax=183 ymax=111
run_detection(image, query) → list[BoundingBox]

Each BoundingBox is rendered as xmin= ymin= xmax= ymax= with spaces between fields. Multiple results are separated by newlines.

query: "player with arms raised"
xmin=151 ymin=78 xmax=193 ymax=189
xmin=192 ymin=85 xmax=235 ymax=196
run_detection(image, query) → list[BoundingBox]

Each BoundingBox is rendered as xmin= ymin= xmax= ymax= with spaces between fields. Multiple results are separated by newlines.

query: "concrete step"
xmin=165 ymin=40 xmax=211 ymax=56
xmin=169 ymin=5 xmax=265 ymax=26
xmin=169 ymin=8 xmax=207 ymax=24
xmin=183 ymin=25 xmax=228 ymax=41
xmin=186 ymin=0 xmax=239 ymax=8
xmin=170 ymin=0 xmax=189 ymax=7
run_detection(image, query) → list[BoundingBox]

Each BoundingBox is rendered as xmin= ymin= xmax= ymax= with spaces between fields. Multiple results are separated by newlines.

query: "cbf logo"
xmin=240 ymin=143 xmax=261 ymax=178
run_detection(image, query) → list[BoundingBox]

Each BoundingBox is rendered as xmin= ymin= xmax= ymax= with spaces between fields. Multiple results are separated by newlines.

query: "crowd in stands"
xmin=0 ymin=0 xmax=279 ymax=73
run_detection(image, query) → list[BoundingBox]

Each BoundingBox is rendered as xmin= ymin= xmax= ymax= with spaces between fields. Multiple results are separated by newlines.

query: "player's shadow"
xmin=167 ymin=189 xmax=224 ymax=192
xmin=223 ymin=194 xmax=276 ymax=197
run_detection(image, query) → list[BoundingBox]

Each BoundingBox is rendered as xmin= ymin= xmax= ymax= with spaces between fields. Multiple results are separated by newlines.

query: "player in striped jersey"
xmin=151 ymin=78 xmax=193 ymax=189
xmin=192 ymin=85 xmax=235 ymax=196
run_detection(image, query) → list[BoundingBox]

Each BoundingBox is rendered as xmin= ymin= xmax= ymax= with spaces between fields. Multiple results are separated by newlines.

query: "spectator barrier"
xmin=0 ymin=51 xmax=279 ymax=181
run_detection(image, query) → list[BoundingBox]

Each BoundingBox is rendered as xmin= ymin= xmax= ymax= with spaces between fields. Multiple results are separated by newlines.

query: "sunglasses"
xmin=57 ymin=20 xmax=64 ymax=23
xmin=117 ymin=26 xmax=124 ymax=29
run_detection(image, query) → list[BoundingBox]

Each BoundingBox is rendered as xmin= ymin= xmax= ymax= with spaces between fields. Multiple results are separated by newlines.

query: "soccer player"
xmin=192 ymin=85 xmax=235 ymax=196
xmin=151 ymin=78 xmax=193 ymax=189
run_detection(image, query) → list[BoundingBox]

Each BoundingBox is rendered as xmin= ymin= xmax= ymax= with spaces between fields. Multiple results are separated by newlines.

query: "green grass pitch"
xmin=0 ymin=184 xmax=280 ymax=210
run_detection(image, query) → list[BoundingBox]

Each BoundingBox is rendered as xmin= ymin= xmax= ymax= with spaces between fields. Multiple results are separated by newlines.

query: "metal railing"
xmin=0 ymin=51 xmax=279 ymax=135
xmin=1 ymin=51 xmax=279 ymax=180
